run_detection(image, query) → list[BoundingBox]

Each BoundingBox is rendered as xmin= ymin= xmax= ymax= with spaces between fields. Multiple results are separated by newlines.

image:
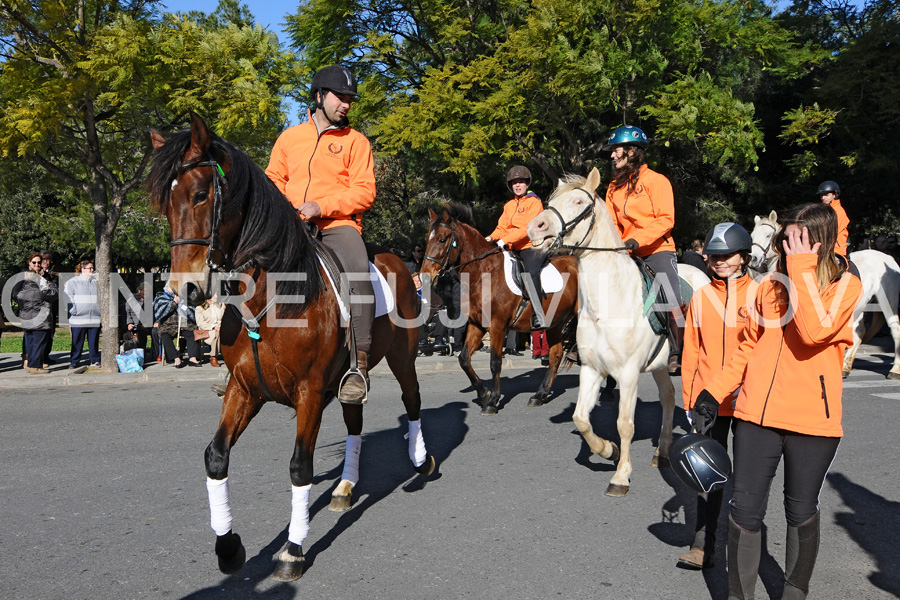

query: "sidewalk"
xmin=0 ymin=348 xmax=546 ymax=390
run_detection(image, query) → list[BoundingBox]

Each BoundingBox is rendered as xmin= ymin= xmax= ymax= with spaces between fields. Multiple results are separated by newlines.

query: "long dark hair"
xmin=146 ymin=129 xmax=322 ymax=316
xmin=611 ymin=147 xmax=647 ymax=195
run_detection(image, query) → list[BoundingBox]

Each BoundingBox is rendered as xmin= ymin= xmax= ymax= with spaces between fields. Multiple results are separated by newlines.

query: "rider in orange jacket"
xmin=602 ymin=125 xmax=682 ymax=373
xmin=692 ymin=203 xmax=862 ymax=600
xmin=265 ymin=65 xmax=376 ymax=404
xmin=818 ymin=180 xmax=848 ymax=256
xmin=486 ymin=166 xmax=547 ymax=329
xmin=678 ymin=222 xmax=754 ymax=571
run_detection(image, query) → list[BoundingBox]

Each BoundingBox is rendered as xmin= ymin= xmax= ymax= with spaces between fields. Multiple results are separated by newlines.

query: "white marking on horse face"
xmin=171 ymin=178 xmax=179 ymax=191
xmin=428 ymin=230 xmax=434 ymax=240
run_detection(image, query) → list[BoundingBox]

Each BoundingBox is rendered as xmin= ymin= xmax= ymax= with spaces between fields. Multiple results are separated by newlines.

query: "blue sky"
xmin=162 ymin=0 xmax=293 ymax=38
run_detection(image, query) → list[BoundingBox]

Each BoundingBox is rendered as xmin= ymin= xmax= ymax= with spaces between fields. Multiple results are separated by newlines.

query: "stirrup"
xmin=338 ymin=368 xmax=368 ymax=405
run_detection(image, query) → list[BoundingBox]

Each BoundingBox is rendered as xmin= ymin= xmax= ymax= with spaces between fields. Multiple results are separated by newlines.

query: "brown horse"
xmin=146 ymin=114 xmax=434 ymax=582
xmin=419 ymin=204 xmax=578 ymax=414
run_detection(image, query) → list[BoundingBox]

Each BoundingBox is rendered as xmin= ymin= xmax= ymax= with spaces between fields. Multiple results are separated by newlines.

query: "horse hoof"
xmin=842 ymin=370 xmax=850 ymax=380
xmin=215 ymin=532 xmax=246 ymax=575
xmin=414 ymin=454 xmax=436 ymax=476
xmin=887 ymin=371 xmax=900 ymax=380
xmin=527 ymin=396 xmax=546 ymax=407
xmin=272 ymin=543 xmax=305 ymax=581
xmin=481 ymin=404 xmax=499 ymax=415
xmin=651 ymin=454 xmax=669 ymax=468
xmin=605 ymin=483 xmax=630 ymax=497
xmin=329 ymin=494 xmax=353 ymax=512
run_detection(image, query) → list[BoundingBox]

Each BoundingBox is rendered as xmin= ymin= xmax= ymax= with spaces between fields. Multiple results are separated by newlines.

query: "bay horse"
xmin=146 ymin=114 xmax=434 ymax=582
xmin=419 ymin=203 xmax=579 ymax=415
xmin=750 ymin=211 xmax=900 ymax=379
xmin=527 ymin=169 xmax=710 ymax=496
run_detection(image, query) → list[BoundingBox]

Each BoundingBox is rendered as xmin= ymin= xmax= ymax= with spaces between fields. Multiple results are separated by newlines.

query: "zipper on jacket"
xmin=759 ymin=328 xmax=786 ymax=426
xmin=820 ymin=375 xmax=830 ymax=418
xmin=721 ymin=283 xmax=729 ymax=369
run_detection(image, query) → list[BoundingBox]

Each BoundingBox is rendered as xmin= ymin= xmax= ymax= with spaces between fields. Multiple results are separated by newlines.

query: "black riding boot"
xmin=727 ymin=515 xmax=761 ymax=600
xmin=782 ymin=512 xmax=820 ymax=600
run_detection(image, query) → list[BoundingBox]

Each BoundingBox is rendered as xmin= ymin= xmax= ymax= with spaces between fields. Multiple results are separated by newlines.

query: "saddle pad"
xmin=641 ymin=272 xmax=694 ymax=336
xmin=503 ymin=251 xmax=564 ymax=297
xmin=317 ymin=258 xmax=395 ymax=321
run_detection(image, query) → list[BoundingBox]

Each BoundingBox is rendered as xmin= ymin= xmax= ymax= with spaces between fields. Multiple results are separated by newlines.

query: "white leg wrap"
xmin=408 ymin=419 xmax=427 ymax=467
xmin=288 ymin=484 xmax=312 ymax=547
xmin=341 ymin=435 xmax=361 ymax=486
xmin=206 ymin=477 xmax=233 ymax=536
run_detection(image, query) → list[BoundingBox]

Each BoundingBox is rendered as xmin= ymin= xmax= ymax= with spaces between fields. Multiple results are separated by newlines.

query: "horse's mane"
xmin=437 ymin=202 xmax=476 ymax=227
xmin=549 ymin=174 xmax=588 ymax=200
xmin=146 ymin=129 xmax=321 ymax=315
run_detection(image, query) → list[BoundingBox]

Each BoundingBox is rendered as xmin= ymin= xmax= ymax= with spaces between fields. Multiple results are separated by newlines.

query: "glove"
xmin=485 ymin=236 xmax=492 ymax=242
xmin=496 ymin=239 xmax=506 ymax=249
xmin=691 ymin=389 xmax=719 ymax=435
xmin=624 ymin=238 xmax=639 ymax=252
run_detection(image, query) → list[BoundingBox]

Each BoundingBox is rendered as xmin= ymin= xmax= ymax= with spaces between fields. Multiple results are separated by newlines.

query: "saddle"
xmin=634 ymin=257 xmax=694 ymax=337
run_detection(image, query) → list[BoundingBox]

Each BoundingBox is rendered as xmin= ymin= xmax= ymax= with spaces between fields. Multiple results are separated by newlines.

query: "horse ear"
xmin=769 ymin=210 xmax=777 ymax=221
xmin=187 ymin=112 xmax=212 ymax=160
xmin=428 ymin=209 xmax=437 ymax=221
xmin=754 ymin=215 xmax=761 ymax=225
xmin=557 ymin=178 xmax=565 ymax=187
xmin=585 ymin=167 xmax=601 ymax=193
xmin=150 ymin=129 xmax=166 ymax=151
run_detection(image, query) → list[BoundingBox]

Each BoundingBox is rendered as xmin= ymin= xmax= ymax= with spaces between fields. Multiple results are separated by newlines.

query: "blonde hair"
xmin=773 ymin=203 xmax=840 ymax=295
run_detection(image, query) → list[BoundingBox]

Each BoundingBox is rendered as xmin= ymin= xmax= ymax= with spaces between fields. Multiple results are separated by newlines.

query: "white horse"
xmin=749 ymin=211 xmax=900 ymax=379
xmin=527 ymin=169 xmax=710 ymax=496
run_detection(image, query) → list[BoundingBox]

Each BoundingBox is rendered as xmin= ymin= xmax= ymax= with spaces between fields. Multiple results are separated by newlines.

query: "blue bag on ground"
xmin=116 ymin=348 xmax=144 ymax=373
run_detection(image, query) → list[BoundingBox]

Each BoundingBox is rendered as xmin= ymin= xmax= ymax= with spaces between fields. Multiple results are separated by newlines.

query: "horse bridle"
xmin=545 ymin=188 xmax=626 ymax=253
xmin=168 ymin=156 xmax=256 ymax=296
xmin=751 ymin=221 xmax=778 ymax=272
xmin=424 ymin=220 xmax=502 ymax=278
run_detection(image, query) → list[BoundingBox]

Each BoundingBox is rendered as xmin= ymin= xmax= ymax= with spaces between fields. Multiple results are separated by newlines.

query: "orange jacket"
xmin=682 ymin=272 xmax=756 ymax=416
xmin=831 ymin=200 xmax=849 ymax=256
xmin=605 ymin=165 xmax=676 ymax=257
xmin=488 ymin=192 xmax=544 ymax=251
xmin=265 ymin=111 xmax=376 ymax=234
xmin=705 ymin=254 xmax=862 ymax=437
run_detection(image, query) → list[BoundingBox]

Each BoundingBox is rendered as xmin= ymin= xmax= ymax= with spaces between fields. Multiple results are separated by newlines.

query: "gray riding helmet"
xmin=669 ymin=433 xmax=732 ymax=494
xmin=703 ymin=222 xmax=752 ymax=255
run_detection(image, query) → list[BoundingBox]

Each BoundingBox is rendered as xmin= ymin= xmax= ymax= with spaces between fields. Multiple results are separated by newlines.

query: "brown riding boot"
xmin=338 ymin=351 xmax=369 ymax=404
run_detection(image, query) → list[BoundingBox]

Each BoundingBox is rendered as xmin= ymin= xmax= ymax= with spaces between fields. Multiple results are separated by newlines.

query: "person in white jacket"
xmin=64 ymin=260 xmax=101 ymax=368
xmin=195 ymin=294 xmax=225 ymax=367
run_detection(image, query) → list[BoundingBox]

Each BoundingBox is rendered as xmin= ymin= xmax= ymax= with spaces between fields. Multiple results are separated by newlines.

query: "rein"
xmin=547 ymin=189 xmax=628 ymax=253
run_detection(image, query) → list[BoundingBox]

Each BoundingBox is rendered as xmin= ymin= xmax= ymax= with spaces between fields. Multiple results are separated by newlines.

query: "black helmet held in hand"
xmin=311 ymin=65 xmax=358 ymax=99
xmin=670 ymin=433 xmax=732 ymax=494
xmin=703 ymin=222 xmax=752 ymax=256
xmin=817 ymin=180 xmax=840 ymax=197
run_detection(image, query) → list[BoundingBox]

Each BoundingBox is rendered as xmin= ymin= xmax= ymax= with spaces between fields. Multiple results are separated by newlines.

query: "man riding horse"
xmin=265 ymin=64 xmax=375 ymax=403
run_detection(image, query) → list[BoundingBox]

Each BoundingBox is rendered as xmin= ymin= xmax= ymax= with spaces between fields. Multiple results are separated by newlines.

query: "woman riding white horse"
xmin=527 ymin=168 xmax=709 ymax=496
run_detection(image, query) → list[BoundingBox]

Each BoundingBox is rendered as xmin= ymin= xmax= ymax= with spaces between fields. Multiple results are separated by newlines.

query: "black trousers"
xmin=730 ymin=419 xmax=840 ymax=531
xmin=160 ymin=332 xmax=200 ymax=362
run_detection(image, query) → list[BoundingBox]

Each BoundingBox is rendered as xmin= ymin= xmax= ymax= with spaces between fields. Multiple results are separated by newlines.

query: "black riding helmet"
xmin=507 ymin=165 xmax=532 ymax=192
xmin=703 ymin=222 xmax=752 ymax=256
xmin=817 ymin=180 xmax=841 ymax=197
xmin=669 ymin=433 xmax=732 ymax=494
xmin=310 ymin=65 xmax=358 ymax=102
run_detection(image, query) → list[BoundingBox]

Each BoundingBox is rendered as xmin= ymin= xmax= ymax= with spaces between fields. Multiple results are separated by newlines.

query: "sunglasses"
xmin=30 ymin=261 xmax=40 ymax=265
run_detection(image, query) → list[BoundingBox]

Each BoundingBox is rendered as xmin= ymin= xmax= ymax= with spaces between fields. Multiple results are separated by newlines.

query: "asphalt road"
xmin=1 ymin=349 xmax=899 ymax=599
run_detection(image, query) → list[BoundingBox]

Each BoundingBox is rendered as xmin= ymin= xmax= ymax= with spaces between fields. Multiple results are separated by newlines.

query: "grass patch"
xmin=0 ymin=330 xmax=94 ymax=353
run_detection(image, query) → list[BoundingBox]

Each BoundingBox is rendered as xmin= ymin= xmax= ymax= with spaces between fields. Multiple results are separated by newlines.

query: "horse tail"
xmin=861 ymin=311 xmax=885 ymax=344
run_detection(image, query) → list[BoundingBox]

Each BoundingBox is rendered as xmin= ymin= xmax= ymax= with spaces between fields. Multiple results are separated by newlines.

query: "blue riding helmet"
xmin=601 ymin=125 xmax=650 ymax=151
xmin=669 ymin=433 xmax=732 ymax=494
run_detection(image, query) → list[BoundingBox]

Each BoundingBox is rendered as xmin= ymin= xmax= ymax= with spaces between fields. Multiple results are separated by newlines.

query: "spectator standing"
xmin=677 ymin=223 xmax=753 ymax=570
xmin=125 ymin=282 xmax=156 ymax=358
xmin=65 ymin=260 xmax=101 ymax=369
xmin=195 ymin=294 xmax=225 ymax=367
xmin=39 ymin=251 xmax=59 ymax=366
xmin=13 ymin=252 xmax=58 ymax=374
xmin=404 ymin=244 xmax=424 ymax=274
xmin=693 ymin=204 xmax=862 ymax=599
xmin=681 ymin=239 xmax=707 ymax=272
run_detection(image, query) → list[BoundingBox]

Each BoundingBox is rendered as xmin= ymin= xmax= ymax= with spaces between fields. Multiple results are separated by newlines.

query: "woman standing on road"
xmin=677 ymin=223 xmax=754 ymax=570
xmin=13 ymin=252 xmax=58 ymax=374
xmin=692 ymin=204 xmax=862 ymax=599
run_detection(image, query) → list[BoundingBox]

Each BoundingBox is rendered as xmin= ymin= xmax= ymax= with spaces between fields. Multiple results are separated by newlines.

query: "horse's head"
xmin=147 ymin=114 xmax=245 ymax=306
xmin=528 ymin=167 xmax=604 ymax=253
xmin=420 ymin=206 xmax=464 ymax=289
xmin=749 ymin=210 xmax=779 ymax=272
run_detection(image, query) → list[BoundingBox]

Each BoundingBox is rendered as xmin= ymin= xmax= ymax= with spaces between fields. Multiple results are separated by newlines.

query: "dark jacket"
xmin=12 ymin=272 xmax=59 ymax=331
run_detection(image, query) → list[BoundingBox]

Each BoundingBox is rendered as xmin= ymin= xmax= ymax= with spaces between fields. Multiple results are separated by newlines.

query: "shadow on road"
xmin=178 ymin=401 xmax=468 ymax=598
